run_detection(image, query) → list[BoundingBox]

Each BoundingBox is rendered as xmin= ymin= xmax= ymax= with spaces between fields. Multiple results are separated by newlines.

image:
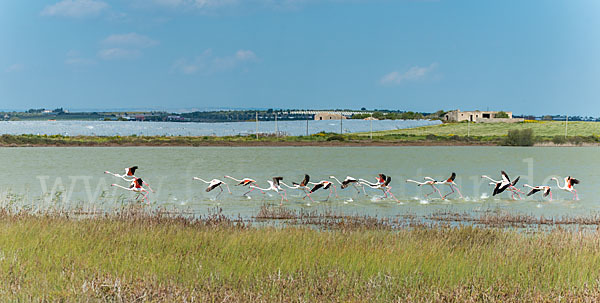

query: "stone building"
xmin=444 ymin=110 xmax=524 ymax=123
xmin=314 ymin=112 xmax=348 ymax=120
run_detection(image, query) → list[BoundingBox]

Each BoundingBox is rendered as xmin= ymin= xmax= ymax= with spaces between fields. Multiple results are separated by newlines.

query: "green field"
xmin=370 ymin=121 xmax=600 ymax=138
xmin=2 ymin=209 xmax=600 ymax=301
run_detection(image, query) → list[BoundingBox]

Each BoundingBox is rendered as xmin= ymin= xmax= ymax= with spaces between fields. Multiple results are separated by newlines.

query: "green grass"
xmin=2 ymin=210 xmax=600 ymax=301
xmin=369 ymin=121 xmax=600 ymax=138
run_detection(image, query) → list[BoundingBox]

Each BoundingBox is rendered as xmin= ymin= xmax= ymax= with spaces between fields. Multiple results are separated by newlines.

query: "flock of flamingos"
xmin=104 ymin=166 xmax=580 ymax=204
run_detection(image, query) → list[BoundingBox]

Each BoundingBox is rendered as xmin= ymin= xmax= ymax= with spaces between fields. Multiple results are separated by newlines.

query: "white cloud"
xmin=171 ymin=49 xmax=258 ymax=75
xmin=235 ymin=50 xmax=257 ymax=61
xmin=41 ymin=0 xmax=108 ymax=18
xmin=98 ymin=48 xmax=142 ymax=60
xmin=97 ymin=33 xmax=158 ymax=60
xmin=380 ymin=63 xmax=438 ymax=85
xmin=65 ymin=50 xmax=96 ymax=66
xmin=5 ymin=64 xmax=24 ymax=73
xmin=102 ymin=33 xmax=158 ymax=48
xmin=150 ymin=0 xmax=238 ymax=8
xmin=143 ymin=0 xmax=331 ymax=12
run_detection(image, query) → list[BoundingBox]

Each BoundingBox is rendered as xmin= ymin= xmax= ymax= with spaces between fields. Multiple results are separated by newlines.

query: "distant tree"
xmin=495 ymin=111 xmax=509 ymax=118
xmin=360 ymin=107 xmax=367 ymax=111
xmin=542 ymin=115 xmax=553 ymax=121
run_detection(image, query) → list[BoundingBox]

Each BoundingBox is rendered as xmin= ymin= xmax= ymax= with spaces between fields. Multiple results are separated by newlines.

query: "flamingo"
xmin=281 ymin=174 xmax=314 ymax=202
xmin=359 ymin=175 xmax=399 ymax=202
xmin=308 ymin=180 xmax=337 ymax=201
xmin=406 ymin=179 xmax=443 ymax=199
xmin=193 ymin=177 xmax=231 ymax=199
xmin=250 ymin=177 xmax=288 ymax=205
xmin=424 ymin=172 xmax=463 ymax=199
xmin=552 ymin=176 xmax=580 ymax=200
xmin=481 ymin=171 xmax=522 ymax=200
xmin=523 ymin=184 xmax=552 ymax=201
xmin=111 ymin=177 xmax=150 ymax=204
xmin=329 ymin=176 xmax=367 ymax=196
xmin=224 ymin=175 xmax=264 ymax=197
xmin=105 ymin=166 xmax=154 ymax=192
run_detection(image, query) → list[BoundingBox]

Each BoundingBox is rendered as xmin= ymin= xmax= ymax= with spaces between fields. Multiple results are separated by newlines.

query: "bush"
xmin=552 ymin=135 xmax=566 ymax=145
xmin=503 ymin=129 xmax=534 ymax=146
xmin=326 ymin=135 xmax=345 ymax=141
xmin=425 ymin=134 xmax=437 ymax=140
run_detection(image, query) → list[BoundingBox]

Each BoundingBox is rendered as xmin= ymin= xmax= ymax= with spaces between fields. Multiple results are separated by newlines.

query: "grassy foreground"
xmin=2 ymin=209 xmax=600 ymax=301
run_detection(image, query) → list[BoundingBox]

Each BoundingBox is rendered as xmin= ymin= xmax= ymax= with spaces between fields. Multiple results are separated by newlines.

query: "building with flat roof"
xmin=444 ymin=110 xmax=524 ymax=123
xmin=314 ymin=112 xmax=348 ymax=120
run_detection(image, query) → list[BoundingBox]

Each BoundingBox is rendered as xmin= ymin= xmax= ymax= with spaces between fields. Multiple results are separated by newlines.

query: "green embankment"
xmin=2 ymin=212 xmax=600 ymax=301
xmin=370 ymin=121 xmax=600 ymax=137
xmin=0 ymin=121 xmax=599 ymax=146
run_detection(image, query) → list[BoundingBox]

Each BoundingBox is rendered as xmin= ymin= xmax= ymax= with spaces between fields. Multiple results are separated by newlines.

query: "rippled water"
xmin=0 ymin=146 xmax=597 ymax=219
xmin=0 ymin=119 xmax=440 ymax=137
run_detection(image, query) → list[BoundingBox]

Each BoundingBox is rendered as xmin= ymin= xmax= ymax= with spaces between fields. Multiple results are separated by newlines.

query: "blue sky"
xmin=1 ymin=0 xmax=599 ymax=115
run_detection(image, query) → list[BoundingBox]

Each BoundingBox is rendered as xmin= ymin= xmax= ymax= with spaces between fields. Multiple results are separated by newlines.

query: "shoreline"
xmin=0 ymin=140 xmax=497 ymax=147
xmin=0 ymin=134 xmax=597 ymax=147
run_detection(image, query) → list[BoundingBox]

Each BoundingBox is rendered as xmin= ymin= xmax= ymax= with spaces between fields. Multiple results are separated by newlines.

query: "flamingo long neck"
xmin=553 ymin=178 xmax=565 ymax=189
xmin=224 ymin=176 xmax=242 ymax=182
xmin=482 ymin=176 xmax=499 ymax=183
xmin=330 ymin=177 xmax=342 ymax=185
xmin=194 ymin=178 xmax=209 ymax=183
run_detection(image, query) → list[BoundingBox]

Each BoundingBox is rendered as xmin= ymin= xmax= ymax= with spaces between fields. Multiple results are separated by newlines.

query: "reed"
xmin=1 ymin=206 xmax=600 ymax=301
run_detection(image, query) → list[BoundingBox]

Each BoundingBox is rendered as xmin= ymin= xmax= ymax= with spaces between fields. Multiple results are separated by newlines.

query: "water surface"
xmin=0 ymin=146 xmax=597 ymax=219
xmin=0 ymin=119 xmax=440 ymax=136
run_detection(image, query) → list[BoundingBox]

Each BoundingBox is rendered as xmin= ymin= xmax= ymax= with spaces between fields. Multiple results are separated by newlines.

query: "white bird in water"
xmin=359 ymin=174 xmax=399 ymax=202
xmin=552 ymin=176 xmax=580 ymax=200
xmin=250 ymin=177 xmax=288 ymax=205
xmin=111 ymin=177 xmax=151 ymax=204
xmin=329 ymin=175 xmax=367 ymax=196
xmin=105 ymin=166 xmax=155 ymax=192
xmin=406 ymin=178 xmax=443 ymax=199
xmin=281 ymin=174 xmax=314 ymax=202
xmin=105 ymin=165 xmax=138 ymax=180
xmin=523 ymin=184 xmax=552 ymax=201
xmin=308 ymin=180 xmax=337 ymax=201
xmin=424 ymin=172 xmax=463 ymax=199
xmin=482 ymin=171 xmax=522 ymax=200
xmin=193 ymin=177 xmax=231 ymax=199
xmin=224 ymin=175 xmax=264 ymax=196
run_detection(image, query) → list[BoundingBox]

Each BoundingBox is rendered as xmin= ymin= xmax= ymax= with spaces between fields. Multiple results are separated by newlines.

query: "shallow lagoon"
xmin=0 ymin=146 xmax=597 ymax=219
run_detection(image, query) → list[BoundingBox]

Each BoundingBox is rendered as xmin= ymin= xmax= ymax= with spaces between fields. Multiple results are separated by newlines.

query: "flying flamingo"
xmin=424 ymin=172 xmax=463 ymax=199
xmin=193 ymin=177 xmax=231 ymax=199
xmin=105 ymin=166 xmax=137 ymax=180
xmin=329 ymin=176 xmax=367 ymax=196
xmin=281 ymin=174 xmax=314 ymax=202
xmin=111 ymin=177 xmax=150 ymax=204
xmin=359 ymin=175 xmax=399 ymax=202
xmin=250 ymin=177 xmax=288 ymax=205
xmin=224 ymin=175 xmax=264 ymax=197
xmin=307 ymin=180 xmax=337 ymax=201
xmin=406 ymin=178 xmax=443 ymax=199
xmin=105 ymin=166 xmax=154 ymax=192
xmin=481 ymin=171 xmax=522 ymax=200
xmin=523 ymin=184 xmax=552 ymax=201
xmin=552 ymin=176 xmax=580 ymax=200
